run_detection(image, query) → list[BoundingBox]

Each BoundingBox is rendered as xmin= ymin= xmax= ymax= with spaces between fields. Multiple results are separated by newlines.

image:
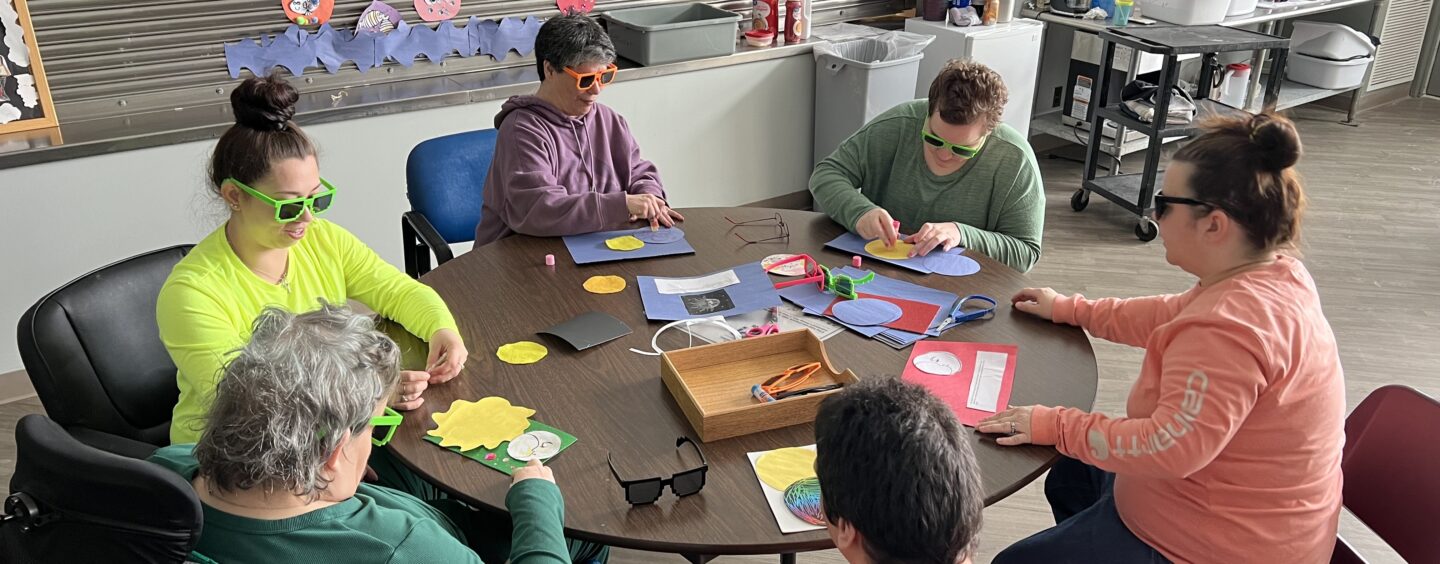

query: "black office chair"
xmin=0 ymin=414 xmax=203 ymax=563
xmin=16 ymin=245 xmax=193 ymax=458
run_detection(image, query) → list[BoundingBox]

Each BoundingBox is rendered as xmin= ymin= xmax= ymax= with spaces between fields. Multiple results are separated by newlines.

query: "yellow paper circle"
xmin=864 ymin=239 xmax=915 ymax=260
xmin=755 ymin=447 xmax=818 ymax=491
xmin=496 ymin=341 xmax=548 ymax=365
xmin=583 ymin=275 xmax=627 ymax=294
xmin=427 ymin=397 xmax=536 ymax=451
xmin=605 ymin=235 xmax=646 ymax=251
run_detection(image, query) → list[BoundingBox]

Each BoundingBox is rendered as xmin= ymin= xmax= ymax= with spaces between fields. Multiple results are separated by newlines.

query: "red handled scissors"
xmin=744 ymin=307 xmax=781 ymax=338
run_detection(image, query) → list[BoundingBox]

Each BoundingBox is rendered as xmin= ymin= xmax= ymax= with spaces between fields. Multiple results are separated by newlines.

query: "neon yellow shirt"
xmin=157 ymin=220 xmax=458 ymax=444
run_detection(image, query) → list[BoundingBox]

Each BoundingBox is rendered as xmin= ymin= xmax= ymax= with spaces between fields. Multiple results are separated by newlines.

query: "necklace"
xmin=250 ymin=260 xmax=291 ymax=292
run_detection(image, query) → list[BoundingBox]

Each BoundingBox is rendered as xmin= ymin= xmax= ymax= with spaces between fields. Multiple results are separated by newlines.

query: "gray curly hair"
xmin=193 ymin=301 xmax=401 ymax=500
xmin=533 ymin=13 xmax=616 ymax=81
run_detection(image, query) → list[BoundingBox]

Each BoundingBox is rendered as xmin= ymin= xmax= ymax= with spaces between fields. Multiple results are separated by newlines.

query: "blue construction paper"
xmin=832 ymin=299 xmax=902 ymax=326
xmin=824 ymin=232 xmax=969 ymax=274
xmin=637 ymin=262 xmax=782 ymax=321
xmin=777 ymin=268 xmax=959 ymax=345
xmin=563 ymin=228 xmax=696 ymax=265
xmin=922 ymin=253 xmax=981 ymax=276
xmin=224 ymin=16 xmax=540 ymax=79
xmin=636 ymin=227 xmax=685 ymax=244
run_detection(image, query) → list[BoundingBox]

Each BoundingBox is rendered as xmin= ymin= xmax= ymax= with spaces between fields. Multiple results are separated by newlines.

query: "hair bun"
xmin=231 ymin=74 xmax=300 ymax=132
xmin=1249 ymin=113 xmax=1302 ymax=172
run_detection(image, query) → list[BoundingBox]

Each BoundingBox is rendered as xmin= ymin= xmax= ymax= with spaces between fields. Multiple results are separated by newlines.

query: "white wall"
xmin=0 ymin=54 xmax=816 ymax=374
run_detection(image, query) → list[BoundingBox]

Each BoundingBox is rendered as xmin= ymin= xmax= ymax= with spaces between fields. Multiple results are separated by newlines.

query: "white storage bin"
xmin=1228 ymin=0 xmax=1258 ymax=16
xmin=1138 ymin=0 xmax=1229 ymax=25
xmin=1290 ymin=21 xmax=1376 ymax=60
xmin=1286 ymin=52 xmax=1372 ymax=90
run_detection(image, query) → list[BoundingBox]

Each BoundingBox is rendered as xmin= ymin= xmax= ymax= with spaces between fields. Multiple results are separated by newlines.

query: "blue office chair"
xmin=402 ymin=128 xmax=498 ymax=278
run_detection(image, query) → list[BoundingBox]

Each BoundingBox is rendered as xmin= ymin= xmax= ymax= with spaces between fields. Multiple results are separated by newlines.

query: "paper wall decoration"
xmin=224 ymin=16 xmax=542 ymax=79
xmin=415 ymin=0 xmax=462 ymax=22
xmin=283 ymin=0 xmax=335 ymax=25
xmin=0 ymin=0 xmax=56 ymax=133
xmin=556 ymin=0 xmax=596 ymax=15
xmin=357 ymin=0 xmax=403 ymax=34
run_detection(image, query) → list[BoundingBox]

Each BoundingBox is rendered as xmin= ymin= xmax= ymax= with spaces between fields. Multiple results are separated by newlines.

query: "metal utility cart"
xmin=1075 ymin=25 xmax=1290 ymax=241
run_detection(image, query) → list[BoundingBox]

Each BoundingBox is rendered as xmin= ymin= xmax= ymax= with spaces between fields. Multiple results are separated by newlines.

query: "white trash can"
xmin=812 ymin=32 xmax=933 ymax=169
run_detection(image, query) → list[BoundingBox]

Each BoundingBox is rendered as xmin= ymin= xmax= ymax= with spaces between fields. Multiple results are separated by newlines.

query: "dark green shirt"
xmin=809 ymin=100 xmax=1046 ymax=271
xmin=149 ymin=445 xmax=570 ymax=564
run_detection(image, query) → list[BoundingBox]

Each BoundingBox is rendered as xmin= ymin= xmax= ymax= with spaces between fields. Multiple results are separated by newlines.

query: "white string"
xmin=629 ymin=316 xmax=743 ymax=356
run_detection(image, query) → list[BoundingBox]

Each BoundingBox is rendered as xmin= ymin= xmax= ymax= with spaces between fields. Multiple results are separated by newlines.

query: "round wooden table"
xmin=388 ymin=207 xmax=1097 ymax=558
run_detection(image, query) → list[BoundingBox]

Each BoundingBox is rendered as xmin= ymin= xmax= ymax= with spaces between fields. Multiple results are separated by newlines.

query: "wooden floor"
xmin=2 ymin=98 xmax=1435 ymax=563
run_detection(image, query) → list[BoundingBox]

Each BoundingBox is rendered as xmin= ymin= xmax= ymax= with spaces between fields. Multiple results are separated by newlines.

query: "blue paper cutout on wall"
xmin=224 ymin=16 xmax=543 ymax=79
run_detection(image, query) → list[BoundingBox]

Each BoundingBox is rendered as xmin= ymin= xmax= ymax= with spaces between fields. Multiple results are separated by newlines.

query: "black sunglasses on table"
xmin=608 ymin=437 xmax=709 ymax=505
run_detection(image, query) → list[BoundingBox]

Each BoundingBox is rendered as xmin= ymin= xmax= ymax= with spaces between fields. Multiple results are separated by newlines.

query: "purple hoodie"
xmin=474 ymin=96 xmax=667 ymax=246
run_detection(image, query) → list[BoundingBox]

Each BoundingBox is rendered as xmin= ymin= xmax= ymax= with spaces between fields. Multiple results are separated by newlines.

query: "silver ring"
xmin=1010 ymin=421 xmax=1017 ymax=435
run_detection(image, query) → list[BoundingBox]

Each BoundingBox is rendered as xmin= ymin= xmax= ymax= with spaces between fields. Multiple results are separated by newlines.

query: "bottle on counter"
xmin=784 ymin=0 xmax=810 ymax=43
xmin=1112 ymin=0 xmax=1133 ymax=26
xmin=753 ymin=0 xmax=779 ymax=35
xmin=981 ymin=0 xmax=999 ymax=25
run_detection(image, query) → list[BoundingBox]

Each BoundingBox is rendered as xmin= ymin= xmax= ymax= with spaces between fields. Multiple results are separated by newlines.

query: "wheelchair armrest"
xmin=64 ymin=427 xmax=161 ymax=460
xmin=402 ymin=211 xmax=455 ymax=265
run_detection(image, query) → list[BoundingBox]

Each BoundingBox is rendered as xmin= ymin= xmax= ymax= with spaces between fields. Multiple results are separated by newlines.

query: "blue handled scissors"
xmin=937 ymin=295 xmax=997 ymax=332
xmin=745 ymin=307 xmax=782 ymax=338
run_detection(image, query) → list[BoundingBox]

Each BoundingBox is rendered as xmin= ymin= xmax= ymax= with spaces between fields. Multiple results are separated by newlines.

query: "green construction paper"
xmin=424 ymin=419 xmax=577 ymax=475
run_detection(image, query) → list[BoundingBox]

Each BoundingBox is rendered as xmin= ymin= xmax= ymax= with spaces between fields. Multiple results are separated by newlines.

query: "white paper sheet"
xmin=684 ymin=303 xmax=843 ymax=344
xmin=966 ymin=351 xmax=1008 ymax=412
xmin=654 ymin=270 xmax=741 ymax=295
xmin=747 ymin=445 xmax=824 ymax=534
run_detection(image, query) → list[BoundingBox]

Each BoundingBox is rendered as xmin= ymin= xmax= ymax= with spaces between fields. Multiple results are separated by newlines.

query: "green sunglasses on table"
xmin=370 ymin=406 xmax=403 ymax=447
xmin=921 ymin=129 xmax=986 ymax=159
xmin=228 ymin=177 xmax=337 ymax=223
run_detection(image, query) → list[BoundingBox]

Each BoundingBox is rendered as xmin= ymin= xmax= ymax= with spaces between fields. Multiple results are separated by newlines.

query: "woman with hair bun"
xmin=157 ymin=74 xmax=469 ymax=447
xmin=983 ymin=113 xmax=1344 ymax=563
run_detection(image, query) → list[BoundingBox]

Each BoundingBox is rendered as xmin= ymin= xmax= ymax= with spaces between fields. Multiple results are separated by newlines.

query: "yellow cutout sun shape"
xmin=864 ymin=239 xmax=915 ymax=260
xmin=755 ymin=447 xmax=818 ymax=491
xmin=428 ymin=397 xmax=536 ymax=451
xmin=605 ymin=235 xmax=646 ymax=251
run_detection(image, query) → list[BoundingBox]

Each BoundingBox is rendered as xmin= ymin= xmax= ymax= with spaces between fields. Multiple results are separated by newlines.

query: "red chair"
xmin=1332 ymin=385 xmax=1440 ymax=563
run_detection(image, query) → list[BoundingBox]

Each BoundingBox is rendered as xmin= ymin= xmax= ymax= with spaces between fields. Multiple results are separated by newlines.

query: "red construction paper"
xmin=823 ymin=293 xmax=940 ymax=334
xmin=901 ymin=341 xmax=1018 ymax=427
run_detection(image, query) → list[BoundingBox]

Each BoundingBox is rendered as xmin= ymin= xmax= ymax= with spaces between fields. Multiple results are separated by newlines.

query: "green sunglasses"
xmin=370 ymin=406 xmax=403 ymax=447
xmin=819 ymin=265 xmax=875 ymax=300
xmin=921 ymin=129 xmax=986 ymax=159
xmin=227 ymin=177 xmax=337 ymax=223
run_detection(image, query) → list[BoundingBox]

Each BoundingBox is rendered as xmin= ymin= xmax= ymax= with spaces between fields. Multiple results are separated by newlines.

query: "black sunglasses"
xmin=608 ymin=437 xmax=709 ymax=505
xmin=1153 ymin=191 xmax=1220 ymax=219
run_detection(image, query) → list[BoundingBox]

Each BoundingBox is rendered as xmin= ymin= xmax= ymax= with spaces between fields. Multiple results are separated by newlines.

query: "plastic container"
xmin=1112 ymin=0 xmax=1133 ymax=26
xmin=812 ymin=33 xmax=932 ymax=166
xmin=1227 ymin=0 xmax=1258 ymax=16
xmin=1137 ymin=0 xmax=1229 ymax=25
xmin=745 ymin=29 xmax=775 ymax=47
xmin=1287 ymin=52 xmax=1372 ymax=89
xmin=784 ymin=0 xmax=810 ymax=43
xmin=753 ymin=0 xmax=779 ymax=35
xmin=1291 ymin=21 xmax=1377 ymax=60
xmin=601 ymin=4 xmax=742 ymax=66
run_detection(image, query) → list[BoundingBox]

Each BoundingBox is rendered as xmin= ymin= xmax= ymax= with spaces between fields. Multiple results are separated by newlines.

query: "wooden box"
xmin=661 ymin=330 xmax=859 ymax=442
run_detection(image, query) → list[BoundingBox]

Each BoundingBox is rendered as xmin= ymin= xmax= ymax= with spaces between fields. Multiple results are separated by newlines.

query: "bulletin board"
xmin=0 ymin=0 xmax=57 ymax=134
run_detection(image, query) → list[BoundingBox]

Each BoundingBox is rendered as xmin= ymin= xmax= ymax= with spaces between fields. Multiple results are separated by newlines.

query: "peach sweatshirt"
xmin=1030 ymin=255 xmax=1345 ymax=563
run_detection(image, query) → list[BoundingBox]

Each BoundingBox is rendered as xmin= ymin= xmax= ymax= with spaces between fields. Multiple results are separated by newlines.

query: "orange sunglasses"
xmin=761 ymin=362 xmax=822 ymax=395
xmin=563 ymin=64 xmax=618 ymax=91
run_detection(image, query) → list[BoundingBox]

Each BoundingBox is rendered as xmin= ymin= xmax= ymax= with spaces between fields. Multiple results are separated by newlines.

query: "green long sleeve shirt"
xmin=157 ymin=220 xmax=459 ymax=444
xmin=149 ymin=444 xmax=571 ymax=564
xmin=809 ymin=100 xmax=1046 ymax=271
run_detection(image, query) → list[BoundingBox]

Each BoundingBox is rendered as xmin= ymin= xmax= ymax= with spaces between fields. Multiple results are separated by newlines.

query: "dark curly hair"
xmin=927 ymin=59 xmax=1009 ymax=129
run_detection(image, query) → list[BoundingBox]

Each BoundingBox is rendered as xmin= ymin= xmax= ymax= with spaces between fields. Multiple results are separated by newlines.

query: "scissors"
xmin=745 ymin=307 xmax=781 ymax=338
xmin=937 ymin=295 xmax=998 ymax=332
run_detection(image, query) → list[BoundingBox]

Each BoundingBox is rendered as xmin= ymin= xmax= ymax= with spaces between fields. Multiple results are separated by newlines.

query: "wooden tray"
xmin=661 ymin=330 xmax=859 ymax=442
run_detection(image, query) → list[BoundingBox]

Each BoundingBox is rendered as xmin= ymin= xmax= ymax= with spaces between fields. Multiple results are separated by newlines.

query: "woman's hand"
xmin=977 ymin=406 xmax=1037 ymax=446
xmin=392 ymin=370 xmax=429 ymax=411
xmin=906 ymin=222 xmax=963 ymax=257
xmin=512 ymin=459 xmax=556 ymax=486
xmin=627 ymin=195 xmax=683 ymax=229
xmin=426 ymin=328 xmax=467 ymax=385
xmin=1011 ymin=288 xmax=1060 ymax=321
